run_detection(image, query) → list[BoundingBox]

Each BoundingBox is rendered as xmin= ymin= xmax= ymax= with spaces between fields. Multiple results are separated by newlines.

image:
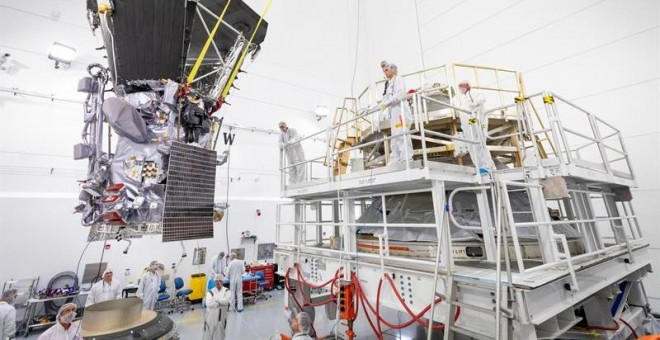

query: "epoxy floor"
xmin=25 ymin=290 xmax=434 ymax=339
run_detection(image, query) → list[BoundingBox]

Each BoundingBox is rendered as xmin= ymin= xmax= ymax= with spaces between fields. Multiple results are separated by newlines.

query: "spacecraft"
xmin=73 ymin=0 xmax=268 ymax=244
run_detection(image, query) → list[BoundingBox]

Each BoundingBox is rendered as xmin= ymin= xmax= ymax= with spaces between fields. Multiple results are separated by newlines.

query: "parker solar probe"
xmin=73 ymin=0 xmax=268 ymax=244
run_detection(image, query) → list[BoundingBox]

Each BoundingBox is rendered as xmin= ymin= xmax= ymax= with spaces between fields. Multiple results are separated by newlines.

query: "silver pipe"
xmin=195 ymin=7 xmax=225 ymax=64
xmin=447 ymin=186 xmax=492 ymax=231
xmin=197 ymin=3 xmax=242 ymax=35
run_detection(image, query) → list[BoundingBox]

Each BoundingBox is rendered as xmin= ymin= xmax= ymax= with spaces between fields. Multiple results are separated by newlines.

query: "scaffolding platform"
xmin=274 ymin=63 xmax=653 ymax=340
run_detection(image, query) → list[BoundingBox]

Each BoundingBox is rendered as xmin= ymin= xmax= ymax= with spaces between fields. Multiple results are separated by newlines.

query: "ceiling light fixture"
xmin=48 ymin=42 xmax=77 ymax=69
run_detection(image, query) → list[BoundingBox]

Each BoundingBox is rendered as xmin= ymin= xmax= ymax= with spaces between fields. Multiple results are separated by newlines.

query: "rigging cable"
xmin=413 ymin=0 xmax=427 ymax=72
xmin=350 ymin=0 xmax=361 ymax=97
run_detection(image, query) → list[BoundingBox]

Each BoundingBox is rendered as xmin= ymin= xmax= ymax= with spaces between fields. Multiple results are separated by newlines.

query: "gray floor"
xmin=24 ymin=290 xmax=434 ymax=339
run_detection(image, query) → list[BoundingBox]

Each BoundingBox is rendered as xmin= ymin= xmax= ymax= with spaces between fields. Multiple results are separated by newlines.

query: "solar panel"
xmin=162 ymin=141 xmax=217 ymax=242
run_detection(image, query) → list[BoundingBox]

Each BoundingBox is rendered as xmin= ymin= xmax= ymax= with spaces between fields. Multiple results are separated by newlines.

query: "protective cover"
xmin=357 ymin=191 xmax=581 ymax=242
xmin=103 ymin=97 xmax=150 ymax=143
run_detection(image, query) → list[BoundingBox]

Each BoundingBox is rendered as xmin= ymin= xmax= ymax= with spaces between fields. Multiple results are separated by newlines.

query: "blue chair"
xmin=155 ymin=280 xmax=171 ymax=313
xmin=172 ymin=277 xmax=193 ymax=313
xmin=254 ymin=271 xmax=270 ymax=300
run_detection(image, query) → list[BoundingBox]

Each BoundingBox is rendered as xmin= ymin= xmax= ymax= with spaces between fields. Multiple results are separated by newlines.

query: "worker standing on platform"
xmin=456 ymin=80 xmax=495 ymax=173
xmin=202 ymin=274 xmax=230 ymax=340
xmin=138 ymin=261 xmax=163 ymax=311
xmin=209 ymin=251 xmax=227 ymax=278
xmin=0 ymin=289 xmax=17 ymax=340
xmin=225 ymin=253 xmax=245 ymax=312
xmin=85 ymin=268 xmax=123 ymax=307
xmin=380 ymin=60 xmax=389 ymax=95
xmin=279 ymin=121 xmax=306 ymax=184
xmin=378 ymin=62 xmax=413 ymax=163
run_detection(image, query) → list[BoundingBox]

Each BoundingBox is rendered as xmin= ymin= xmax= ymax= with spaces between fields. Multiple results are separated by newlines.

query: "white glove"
xmin=379 ymin=102 xmax=388 ymax=111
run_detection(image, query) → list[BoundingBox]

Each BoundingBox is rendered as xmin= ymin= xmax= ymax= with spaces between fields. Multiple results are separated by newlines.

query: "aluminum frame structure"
xmin=274 ymin=64 xmax=654 ymax=339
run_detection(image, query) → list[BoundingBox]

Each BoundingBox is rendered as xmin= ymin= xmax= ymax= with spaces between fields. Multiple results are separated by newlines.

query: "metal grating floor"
xmin=162 ymin=141 xmax=217 ymax=242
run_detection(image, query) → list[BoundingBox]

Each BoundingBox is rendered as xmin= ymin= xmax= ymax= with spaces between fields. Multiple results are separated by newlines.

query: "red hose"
xmin=283 ymin=267 xmax=319 ymax=337
xmin=293 ymin=263 xmax=341 ymax=289
xmin=618 ymin=318 xmax=638 ymax=338
xmin=376 ymin=278 xmax=384 ymax=336
xmin=352 ymin=273 xmax=452 ymax=330
xmin=355 ymin=274 xmax=420 ymax=329
xmin=286 ymin=265 xmax=462 ymax=338
xmin=387 ymin=274 xmax=461 ymax=323
xmin=293 ymin=264 xmax=339 ymax=307
xmin=353 ymin=274 xmax=383 ymax=339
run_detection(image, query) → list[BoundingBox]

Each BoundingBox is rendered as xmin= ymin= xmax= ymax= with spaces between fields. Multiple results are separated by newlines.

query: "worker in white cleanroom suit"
xmin=202 ymin=274 xmax=231 ymax=340
xmin=0 ymin=289 xmax=17 ymax=340
xmin=38 ymin=303 xmax=82 ymax=340
xmin=378 ymin=62 xmax=413 ymax=164
xmin=225 ymin=253 xmax=245 ymax=312
xmin=209 ymin=251 xmax=227 ymax=278
xmin=279 ymin=121 xmax=306 ymax=183
xmin=138 ymin=261 xmax=163 ymax=310
xmin=455 ymin=80 xmax=495 ymax=173
xmin=85 ymin=268 xmax=123 ymax=307
xmin=289 ymin=311 xmax=314 ymax=340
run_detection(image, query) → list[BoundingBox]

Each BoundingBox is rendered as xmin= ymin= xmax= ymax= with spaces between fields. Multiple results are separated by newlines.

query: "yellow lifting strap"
xmin=187 ymin=0 xmax=234 ymax=84
xmin=542 ymin=95 xmax=555 ymax=104
xmin=220 ymin=0 xmax=273 ymax=99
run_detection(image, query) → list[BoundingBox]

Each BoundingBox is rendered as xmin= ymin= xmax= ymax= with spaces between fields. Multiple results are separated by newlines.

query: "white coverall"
xmin=0 ymin=302 xmax=16 ymax=340
xmin=37 ymin=321 xmax=82 ymax=340
xmin=292 ymin=333 xmax=314 ymax=340
xmin=285 ymin=307 xmax=316 ymax=339
xmin=202 ymin=286 xmax=230 ymax=340
xmin=456 ymin=90 xmax=495 ymax=171
xmin=138 ymin=271 xmax=161 ymax=310
xmin=85 ymin=280 xmax=123 ymax=307
xmin=209 ymin=255 xmax=227 ymax=278
xmin=225 ymin=259 xmax=245 ymax=311
xmin=380 ymin=75 xmax=413 ymax=163
xmin=279 ymin=127 xmax=306 ymax=183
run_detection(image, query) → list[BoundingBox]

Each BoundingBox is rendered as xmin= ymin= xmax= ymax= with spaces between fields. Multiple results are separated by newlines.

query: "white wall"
xmin=1 ymin=0 xmax=658 ymax=310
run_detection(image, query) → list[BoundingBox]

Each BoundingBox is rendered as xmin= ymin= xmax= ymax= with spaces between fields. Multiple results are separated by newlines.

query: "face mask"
xmin=61 ymin=312 xmax=76 ymax=323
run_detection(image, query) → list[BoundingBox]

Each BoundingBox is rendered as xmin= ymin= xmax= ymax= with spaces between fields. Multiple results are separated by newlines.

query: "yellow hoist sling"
xmin=219 ymin=0 xmax=273 ymax=99
xmin=187 ymin=0 xmax=234 ymax=84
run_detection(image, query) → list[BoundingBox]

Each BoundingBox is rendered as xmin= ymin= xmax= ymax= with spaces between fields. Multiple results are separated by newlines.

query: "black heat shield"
xmin=91 ymin=0 xmax=268 ymax=86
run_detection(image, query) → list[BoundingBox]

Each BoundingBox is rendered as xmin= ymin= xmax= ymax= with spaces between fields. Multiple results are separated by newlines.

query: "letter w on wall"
xmin=223 ymin=132 xmax=236 ymax=145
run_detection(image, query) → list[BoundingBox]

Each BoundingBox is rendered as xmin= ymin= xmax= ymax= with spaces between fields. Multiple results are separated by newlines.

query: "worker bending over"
xmin=209 ymin=251 xmax=227 ymax=278
xmin=279 ymin=121 xmax=306 ymax=184
xmin=225 ymin=253 xmax=245 ymax=312
xmin=378 ymin=62 xmax=413 ymax=164
xmin=38 ymin=303 xmax=81 ymax=340
xmin=86 ymin=268 xmax=123 ymax=307
xmin=455 ymin=80 xmax=495 ymax=173
xmin=203 ymin=274 xmax=231 ymax=340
